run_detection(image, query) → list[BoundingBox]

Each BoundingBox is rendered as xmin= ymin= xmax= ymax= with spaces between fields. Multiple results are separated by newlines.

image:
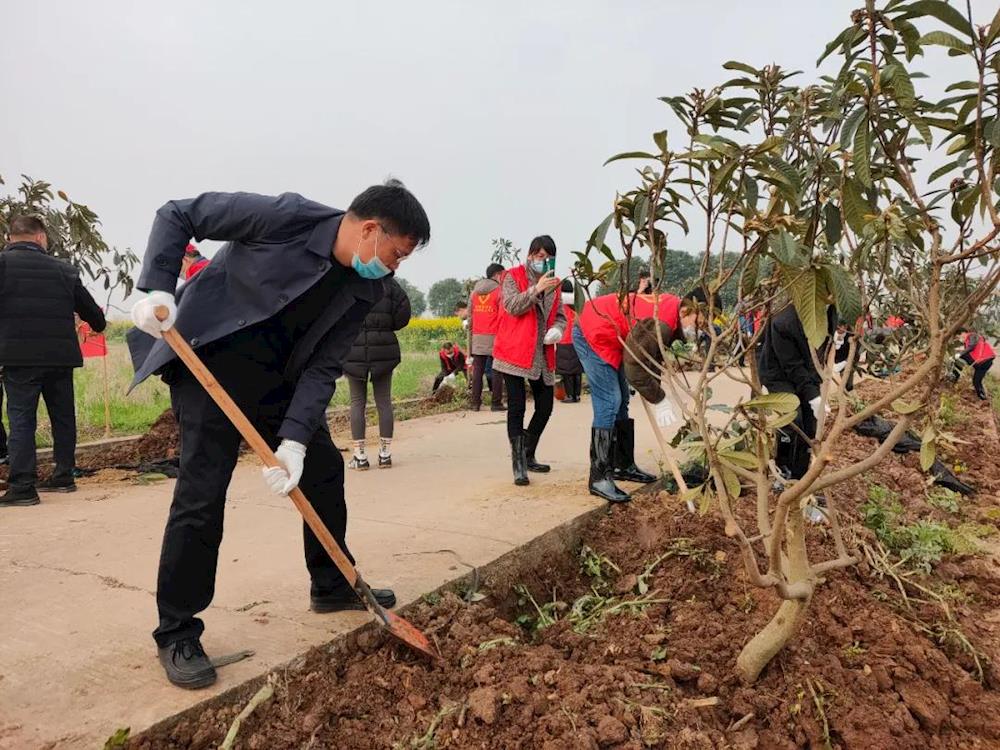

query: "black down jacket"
xmin=342 ymin=277 xmax=412 ymax=379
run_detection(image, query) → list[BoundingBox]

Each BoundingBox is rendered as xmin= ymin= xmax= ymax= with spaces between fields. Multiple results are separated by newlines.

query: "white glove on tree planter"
xmin=131 ymin=291 xmax=177 ymax=338
xmin=653 ymin=396 xmax=680 ymax=429
xmin=543 ymin=327 xmax=562 ymax=345
xmin=262 ymin=440 xmax=307 ymax=496
xmin=808 ymin=396 xmax=825 ymax=423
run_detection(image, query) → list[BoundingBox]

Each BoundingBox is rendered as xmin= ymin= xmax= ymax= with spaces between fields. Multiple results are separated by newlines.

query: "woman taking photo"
xmin=343 ymin=276 xmax=412 ymax=469
xmin=492 ymin=235 xmax=565 ymax=486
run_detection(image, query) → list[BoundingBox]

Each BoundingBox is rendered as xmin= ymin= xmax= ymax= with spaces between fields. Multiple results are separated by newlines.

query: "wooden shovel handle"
xmin=154 ymin=306 xmax=358 ymax=586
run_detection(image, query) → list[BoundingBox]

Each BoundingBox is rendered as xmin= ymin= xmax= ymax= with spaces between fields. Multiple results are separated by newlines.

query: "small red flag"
xmin=79 ymin=322 xmax=107 ymax=358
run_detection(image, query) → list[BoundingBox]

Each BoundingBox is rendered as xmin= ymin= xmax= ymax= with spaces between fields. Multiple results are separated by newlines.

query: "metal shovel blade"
xmin=355 ymin=577 xmax=438 ymax=660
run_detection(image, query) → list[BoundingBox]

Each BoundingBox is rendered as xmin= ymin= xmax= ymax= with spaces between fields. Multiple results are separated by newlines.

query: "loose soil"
xmin=128 ymin=376 xmax=1000 ymax=749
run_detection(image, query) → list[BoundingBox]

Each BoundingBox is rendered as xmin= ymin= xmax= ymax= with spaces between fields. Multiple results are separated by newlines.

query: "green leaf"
xmin=840 ymin=107 xmax=867 ymax=151
xmin=743 ymin=392 xmax=801 ymax=413
xmin=767 ymin=409 xmax=800 ymax=430
xmin=888 ymin=63 xmax=916 ymax=110
xmin=899 ymin=1 xmax=973 ymax=37
xmin=895 ymin=18 xmax=923 ymax=59
xmin=680 ymin=484 xmax=704 ymax=505
xmin=574 ymin=282 xmax=586 ymax=316
xmin=892 ymin=399 xmax=923 ymax=414
xmin=928 ymin=159 xmax=962 ymax=182
xmin=987 ymin=6 xmax=1000 ymax=44
xmin=711 ymin=158 xmax=739 ymax=194
xmin=769 ymin=229 xmax=809 ymax=268
xmin=909 ymin=113 xmax=933 ymax=146
xmin=785 ymin=267 xmax=830 ymax=349
xmin=824 ymin=202 xmax=842 ymax=246
xmin=603 ymin=151 xmax=657 ymax=166
xmin=634 ymin=194 xmax=650 ymax=229
xmin=743 ymin=174 xmax=759 ymax=206
xmin=723 ymin=60 xmax=759 ymax=75
xmin=853 ymin=118 xmax=872 ymax=187
xmin=586 ymin=213 xmax=614 ymax=255
xmin=822 ymin=264 xmax=862 ymax=325
xmin=653 ymin=130 xmax=668 ymax=153
xmin=920 ymin=425 xmax=936 ymax=472
xmin=719 ymin=449 xmax=760 ymax=469
xmin=721 ymin=467 xmax=742 ymax=500
xmin=817 ymin=27 xmax=851 ymax=65
xmin=918 ymin=30 xmax=972 ymax=53
xmin=842 ymin=179 xmax=871 ymax=234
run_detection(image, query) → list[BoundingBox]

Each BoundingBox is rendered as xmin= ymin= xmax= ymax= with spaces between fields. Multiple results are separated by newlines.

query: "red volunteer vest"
xmin=965 ymin=333 xmax=995 ymax=364
xmin=559 ymin=304 xmax=575 ymax=345
xmin=492 ymin=265 xmax=558 ymax=371
xmin=470 ymin=286 xmax=500 ymax=336
xmin=578 ymin=293 xmax=681 ymax=369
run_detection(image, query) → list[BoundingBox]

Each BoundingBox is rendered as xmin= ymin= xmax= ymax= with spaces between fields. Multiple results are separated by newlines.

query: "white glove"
xmin=131 ymin=291 xmax=177 ymax=338
xmin=653 ymin=397 xmax=680 ymax=428
xmin=543 ymin=327 xmax=562 ymax=345
xmin=808 ymin=396 xmax=823 ymax=422
xmin=443 ymin=372 xmax=457 ymax=386
xmin=833 ymin=360 xmax=847 ymax=374
xmin=261 ymin=440 xmax=306 ymax=496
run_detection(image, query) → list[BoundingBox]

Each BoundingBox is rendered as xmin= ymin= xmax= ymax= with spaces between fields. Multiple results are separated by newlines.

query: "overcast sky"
xmin=2 ymin=1 xmax=994 ymax=314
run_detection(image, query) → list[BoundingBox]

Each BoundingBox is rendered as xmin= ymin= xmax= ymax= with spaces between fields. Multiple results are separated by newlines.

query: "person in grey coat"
xmin=342 ymin=277 xmax=411 ymax=469
xmin=128 ymin=182 xmax=430 ymax=690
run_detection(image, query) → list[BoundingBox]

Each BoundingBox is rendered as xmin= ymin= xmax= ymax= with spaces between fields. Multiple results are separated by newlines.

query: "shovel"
xmin=154 ymin=307 xmax=438 ymax=660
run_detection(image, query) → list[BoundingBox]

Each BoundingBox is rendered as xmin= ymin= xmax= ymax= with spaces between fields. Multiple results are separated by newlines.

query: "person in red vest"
xmin=432 ymin=341 xmax=467 ymax=393
xmin=952 ymin=329 xmax=995 ymax=400
xmin=181 ymin=243 xmax=209 ymax=280
xmin=573 ymin=290 xmax=699 ymax=502
xmin=468 ymin=263 xmax=506 ymax=411
xmin=492 ymin=236 xmax=565 ymax=486
xmin=557 ymin=278 xmax=583 ymax=403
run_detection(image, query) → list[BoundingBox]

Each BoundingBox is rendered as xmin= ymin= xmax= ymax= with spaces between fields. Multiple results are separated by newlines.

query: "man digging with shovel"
xmin=128 ymin=182 xmax=430 ymax=688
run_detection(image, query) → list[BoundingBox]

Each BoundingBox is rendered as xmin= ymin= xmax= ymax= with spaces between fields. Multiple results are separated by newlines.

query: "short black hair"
xmin=529 ymin=235 xmax=556 ymax=256
xmin=348 ymin=178 xmax=430 ymax=247
xmin=684 ymin=285 xmax=723 ymax=310
xmin=454 ymin=300 xmax=468 ymax=310
xmin=8 ymin=215 xmax=46 ymax=237
xmin=486 ymin=262 xmax=504 ymax=279
xmin=561 ymin=278 xmax=574 ymax=293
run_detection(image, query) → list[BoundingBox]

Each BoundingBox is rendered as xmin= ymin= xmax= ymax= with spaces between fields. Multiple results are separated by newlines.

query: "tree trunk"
xmin=736 ymin=508 xmax=812 ymax=684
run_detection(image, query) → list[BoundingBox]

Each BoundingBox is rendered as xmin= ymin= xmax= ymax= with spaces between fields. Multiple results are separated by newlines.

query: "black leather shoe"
xmin=0 ymin=486 xmax=40 ymax=507
xmin=589 ymin=428 xmax=630 ymax=503
xmin=312 ymin=586 xmax=396 ymax=613
xmin=158 ymin=637 xmax=217 ymax=689
xmin=37 ymin=477 xmax=77 ymax=493
xmin=511 ymin=435 xmax=529 ymax=486
xmin=523 ymin=431 xmax=551 ymax=473
xmin=612 ymin=419 xmax=657 ymax=483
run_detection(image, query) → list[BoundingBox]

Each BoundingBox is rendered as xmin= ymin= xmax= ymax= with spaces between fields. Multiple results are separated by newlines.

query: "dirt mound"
xmin=75 ymin=408 xmax=180 ymax=473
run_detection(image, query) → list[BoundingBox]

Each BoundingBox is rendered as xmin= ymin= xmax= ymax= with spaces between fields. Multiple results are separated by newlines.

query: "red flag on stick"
xmin=78 ymin=322 xmax=107 ymax=358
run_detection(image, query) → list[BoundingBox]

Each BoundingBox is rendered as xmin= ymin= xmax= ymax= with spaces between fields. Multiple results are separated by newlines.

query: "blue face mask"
xmin=353 ymin=230 xmax=391 ymax=279
xmin=529 ymin=259 xmax=546 ymax=274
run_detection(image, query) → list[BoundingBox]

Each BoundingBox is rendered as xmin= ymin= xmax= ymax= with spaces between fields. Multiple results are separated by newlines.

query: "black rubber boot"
xmin=589 ymin=428 xmax=630 ymax=503
xmin=511 ymin=434 xmax=529 ymax=486
xmin=612 ymin=419 xmax=657 ymax=483
xmin=311 ymin=585 xmax=396 ymax=613
xmin=158 ymin=637 xmax=217 ymax=689
xmin=524 ymin=431 xmax=550 ymax=473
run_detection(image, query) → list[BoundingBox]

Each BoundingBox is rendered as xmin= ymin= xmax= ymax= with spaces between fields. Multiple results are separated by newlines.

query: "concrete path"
xmin=0 ymin=376 xmax=749 ymax=749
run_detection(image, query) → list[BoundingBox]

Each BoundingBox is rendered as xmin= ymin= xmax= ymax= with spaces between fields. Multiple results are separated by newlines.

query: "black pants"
xmin=0 ymin=377 xmax=7 ymax=457
xmin=954 ymin=353 xmax=993 ymax=395
xmin=3 ymin=366 xmax=76 ymax=490
xmin=767 ymin=383 xmax=817 ymax=481
xmin=502 ymin=374 xmax=554 ymax=441
xmin=153 ymin=364 xmax=353 ymax=648
xmin=561 ymin=374 xmax=582 ymax=400
xmin=470 ymin=354 xmax=504 ymax=408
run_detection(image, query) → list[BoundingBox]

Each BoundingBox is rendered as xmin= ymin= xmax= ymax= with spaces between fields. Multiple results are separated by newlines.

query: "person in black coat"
xmin=342 ymin=277 xmax=411 ymax=469
xmin=757 ymin=304 xmax=835 ymax=481
xmin=0 ymin=216 xmax=107 ymax=506
xmin=127 ymin=183 xmax=430 ymax=690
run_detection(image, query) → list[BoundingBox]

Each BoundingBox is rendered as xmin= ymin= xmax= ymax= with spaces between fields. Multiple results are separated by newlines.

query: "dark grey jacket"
xmin=343 ymin=277 xmax=411 ymax=380
xmin=0 ymin=242 xmax=107 ymax=367
xmin=757 ymin=305 xmax=833 ymax=402
xmin=127 ymin=192 xmax=383 ymax=444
